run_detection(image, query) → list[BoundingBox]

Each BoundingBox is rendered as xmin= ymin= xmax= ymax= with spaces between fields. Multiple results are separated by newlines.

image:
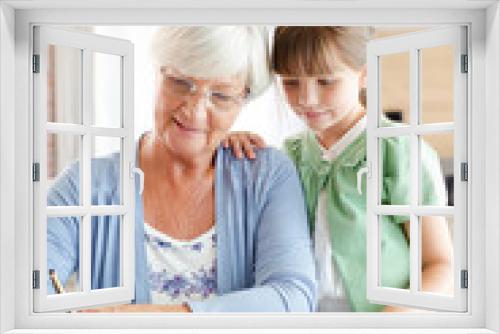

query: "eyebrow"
xmin=280 ymin=72 xmax=348 ymax=78
xmin=162 ymin=67 xmax=246 ymax=88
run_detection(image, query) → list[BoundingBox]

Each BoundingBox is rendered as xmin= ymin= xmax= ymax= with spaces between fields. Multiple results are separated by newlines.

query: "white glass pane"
xmin=379 ymin=52 xmax=410 ymax=126
xmin=91 ymin=136 xmax=122 ymax=205
xmin=93 ymin=52 xmax=122 ymax=128
xmin=379 ymin=136 xmax=411 ymax=205
xmin=379 ymin=215 xmax=410 ymax=290
xmin=47 ymin=216 xmax=81 ymax=294
xmin=420 ymin=215 xmax=454 ymax=296
xmin=91 ymin=215 xmax=122 ymax=290
xmin=420 ymin=133 xmax=453 ymax=206
xmin=420 ymin=45 xmax=454 ymax=124
xmin=47 ymin=44 xmax=82 ymax=124
xmin=47 ymin=133 xmax=81 ymax=206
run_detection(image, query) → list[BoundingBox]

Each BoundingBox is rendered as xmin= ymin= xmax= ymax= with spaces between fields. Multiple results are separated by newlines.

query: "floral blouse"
xmin=144 ymin=222 xmax=217 ymax=304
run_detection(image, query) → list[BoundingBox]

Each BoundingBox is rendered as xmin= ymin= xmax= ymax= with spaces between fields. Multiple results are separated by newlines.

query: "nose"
xmin=298 ymin=79 xmax=319 ymax=107
xmin=183 ymin=90 xmax=210 ymax=121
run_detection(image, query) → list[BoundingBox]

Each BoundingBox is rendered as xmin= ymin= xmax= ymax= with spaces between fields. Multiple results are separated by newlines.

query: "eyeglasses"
xmin=161 ymin=68 xmax=250 ymax=113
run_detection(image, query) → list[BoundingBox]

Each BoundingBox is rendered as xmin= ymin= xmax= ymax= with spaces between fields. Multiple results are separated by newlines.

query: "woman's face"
xmin=154 ymin=67 xmax=248 ymax=158
xmin=279 ymin=50 xmax=366 ymax=132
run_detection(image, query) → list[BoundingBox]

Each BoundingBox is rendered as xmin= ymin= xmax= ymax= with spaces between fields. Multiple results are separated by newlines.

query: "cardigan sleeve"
xmin=188 ymin=149 xmax=317 ymax=312
xmin=46 ymin=162 xmax=81 ymax=294
xmin=46 ymin=156 xmax=122 ymax=294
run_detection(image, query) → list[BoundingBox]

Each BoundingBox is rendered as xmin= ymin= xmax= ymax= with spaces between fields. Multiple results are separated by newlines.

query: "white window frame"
xmin=365 ymin=26 xmax=467 ymax=312
xmin=32 ymin=26 xmax=136 ymax=312
xmin=0 ymin=1 xmax=499 ymax=333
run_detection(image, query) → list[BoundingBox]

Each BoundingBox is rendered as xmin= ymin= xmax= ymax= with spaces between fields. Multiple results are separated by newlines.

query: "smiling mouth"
xmin=302 ymin=111 xmax=329 ymax=119
xmin=172 ymin=117 xmax=204 ymax=133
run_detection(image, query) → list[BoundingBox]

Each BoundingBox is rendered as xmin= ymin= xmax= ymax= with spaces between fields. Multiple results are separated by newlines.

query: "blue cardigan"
xmin=47 ymin=146 xmax=317 ymax=312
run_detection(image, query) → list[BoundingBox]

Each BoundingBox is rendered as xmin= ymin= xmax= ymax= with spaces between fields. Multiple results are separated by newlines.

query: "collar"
xmin=301 ymin=116 xmax=367 ymax=168
xmin=319 ymin=115 xmax=367 ymax=162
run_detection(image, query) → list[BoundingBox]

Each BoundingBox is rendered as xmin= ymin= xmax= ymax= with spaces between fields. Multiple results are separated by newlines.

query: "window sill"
xmin=4 ymin=329 xmax=497 ymax=334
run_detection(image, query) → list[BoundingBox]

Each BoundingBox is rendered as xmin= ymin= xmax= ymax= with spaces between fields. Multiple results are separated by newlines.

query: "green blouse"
xmin=284 ymin=124 xmax=446 ymax=312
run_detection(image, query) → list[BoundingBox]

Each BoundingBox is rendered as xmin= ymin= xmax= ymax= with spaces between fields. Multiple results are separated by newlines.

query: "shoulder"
xmin=50 ymin=152 xmax=119 ymax=186
xmin=283 ymin=132 xmax=309 ymax=152
xmin=47 ymin=152 xmax=121 ymax=206
xmin=57 ymin=152 xmax=121 ymax=187
xmin=220 ymin=146 xmax=295 ymax=174
xmin=380 ymin=135 xmax=410 ymax=159
xmin=218 ymin=146 xmax=299 ymax=189
xmin=91 ymin=152 xmax=121 ymax=173
xmin=90 ymin=153 xmax=122 ymax=205
xmin=378 ymin=119 xmax=410 ymax=152
xmin=283 ymin=134 xmax=303 ymax=152
xmin=89 ymin=153 xmax=122 ymax=198
xmin=379 ymin=131 xmax=438 ymax=165
xmin=283 ymin=131 xmax=313 ymax=163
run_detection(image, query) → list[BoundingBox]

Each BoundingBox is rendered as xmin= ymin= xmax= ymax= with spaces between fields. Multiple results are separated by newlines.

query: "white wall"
xmin=485 ymin=3 xmax=500 ymax=333
xmin=0 ymin=2 xmax=16 ymax=333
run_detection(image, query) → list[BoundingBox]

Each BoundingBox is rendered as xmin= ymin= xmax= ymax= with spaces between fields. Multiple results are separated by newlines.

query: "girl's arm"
xmin=383 ymin=217 xmax=453 ymax=312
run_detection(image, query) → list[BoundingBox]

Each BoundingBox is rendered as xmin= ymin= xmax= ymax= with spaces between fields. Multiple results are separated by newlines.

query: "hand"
xmin=79 ymin=303 xmax=191 ymax=313
xmin=222 ymin=131 xmax=266 ymax=160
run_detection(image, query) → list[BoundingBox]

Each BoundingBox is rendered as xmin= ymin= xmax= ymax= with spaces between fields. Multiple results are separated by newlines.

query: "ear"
xmin=358 ymin=65 xmax=367 ymax=89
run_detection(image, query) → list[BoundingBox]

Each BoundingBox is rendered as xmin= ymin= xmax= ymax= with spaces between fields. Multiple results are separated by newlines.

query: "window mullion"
xmin=122 ymin=45 xmax=135 ymax=292
xmin=366 ymin=49 xmax=380 ymax=294
xmin=374 ymin=123 xmax=454 ymax=138
xmin=374 ymin=205 xmax=454 ymax=216
xmin=45 ymin=123 xmax=128 ymax=137
xmin=81 ymin=48 xmax=92 ymax=294
xmin=409 ymin=47 xmax=420 ymax=294
xmin=46 ymin=205 xmax=127 ymax=217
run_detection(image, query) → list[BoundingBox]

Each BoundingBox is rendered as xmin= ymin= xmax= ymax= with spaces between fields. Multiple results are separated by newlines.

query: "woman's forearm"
xmin=80 ymin=304 xmax=191 ymax=313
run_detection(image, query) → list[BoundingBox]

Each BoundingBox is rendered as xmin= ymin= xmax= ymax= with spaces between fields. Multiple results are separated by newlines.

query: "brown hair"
xmin=272 ymin=26 xmax=371 ymax=106
xmin=271 ymin=26 xmax=370 ymax=75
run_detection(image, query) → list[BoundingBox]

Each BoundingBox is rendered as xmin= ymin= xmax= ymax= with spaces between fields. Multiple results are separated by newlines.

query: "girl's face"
xmin=278 ymin=51 xmax=366 ymax=132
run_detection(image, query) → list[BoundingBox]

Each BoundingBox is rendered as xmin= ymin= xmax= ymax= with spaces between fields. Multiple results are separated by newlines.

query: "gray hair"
xmin=151 ymin=26 xmax=271 ymax=99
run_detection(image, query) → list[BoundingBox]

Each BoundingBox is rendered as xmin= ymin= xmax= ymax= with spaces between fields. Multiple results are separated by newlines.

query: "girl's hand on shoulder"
xmin=222 ymin=132 xmax=266 ymax=160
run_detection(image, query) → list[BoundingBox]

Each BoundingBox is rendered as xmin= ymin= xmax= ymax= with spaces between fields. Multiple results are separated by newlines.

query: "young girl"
xmin=224 ymin=26 xmax=453 ymax=312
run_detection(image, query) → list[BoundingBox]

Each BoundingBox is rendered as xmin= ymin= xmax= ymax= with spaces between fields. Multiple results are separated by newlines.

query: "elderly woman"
xmin=47 ymin=26 xmax=316 ymax=312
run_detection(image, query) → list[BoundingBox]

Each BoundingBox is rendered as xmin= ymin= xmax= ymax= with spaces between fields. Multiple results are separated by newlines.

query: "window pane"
xmin=420 ymin=133 xmax=453 ymax=206
xmin=91 ymin=136 xmax=122 ymax=205
xmin=420 ymin=45 xmax=454 ymax=124
xmin=379 ymin=136 xmax=411 ymax=205
xmin=420 ymin=216 xmax=454 ymax=295
xmin=379 ymin=52 xmax=410 ymax=126
xmin=91 ymin=215 xmax=122 ymax=290
xmin=47 ymin=216 xmax=81 ymax=294
xmin=47 ymin=133 xmax=81 ymax=206
xmin=93 ymin=52 xmax=122 ymax=128
xmin=47 ymin=44 xmax=82 ymax=124
xmin=379 ymin=215 xmax=410 ymax=290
